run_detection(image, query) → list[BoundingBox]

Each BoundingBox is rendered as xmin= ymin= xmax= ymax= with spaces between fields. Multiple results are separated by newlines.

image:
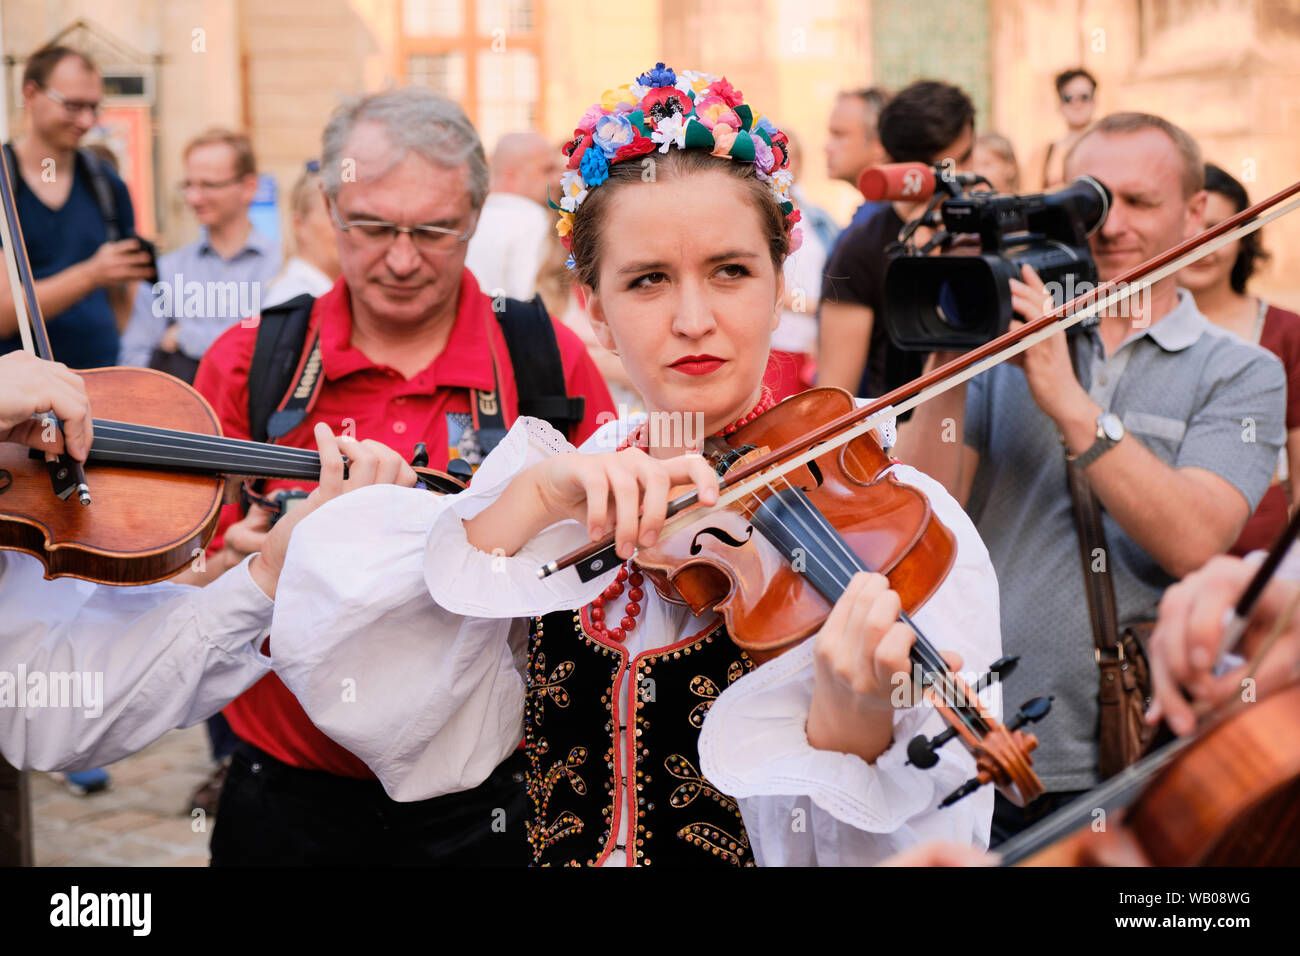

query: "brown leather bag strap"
xmin=1065 ymin=334 xmax=1122 ymax=655
xmin=1066 ymin=460 xmax=1122 ymax=653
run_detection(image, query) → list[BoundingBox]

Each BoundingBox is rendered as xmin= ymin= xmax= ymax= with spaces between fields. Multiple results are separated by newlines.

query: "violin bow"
xmin=541 ymin=179 xmax=1300 ymax=582
xmin=0 ymin=91 xmax=92 ymax=505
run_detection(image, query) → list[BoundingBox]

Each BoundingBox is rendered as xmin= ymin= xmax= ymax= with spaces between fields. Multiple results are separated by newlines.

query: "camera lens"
xmin=935 ymin=278 xmax=982 ymax=332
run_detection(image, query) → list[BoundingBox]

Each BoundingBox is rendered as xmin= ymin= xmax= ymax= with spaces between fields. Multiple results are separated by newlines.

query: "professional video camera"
xmin=860 ymin=162 xmax=1112 ymax=350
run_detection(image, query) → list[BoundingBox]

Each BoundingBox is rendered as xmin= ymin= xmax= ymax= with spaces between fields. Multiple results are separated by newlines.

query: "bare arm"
xmin=0 ymin=239 xmax=153 ymax=338
xmin=0 ymin=259 xmax=98 ymax=337
xmin=1008 ymin=267 xmax=1251 ymax=579
xmin=1061 ymin=395 xmax=1248 ymax=576
xmin=816 ymin=300 xmax=873 ymax=393
xmin=891 ymin=351 xmax=979 ymax=505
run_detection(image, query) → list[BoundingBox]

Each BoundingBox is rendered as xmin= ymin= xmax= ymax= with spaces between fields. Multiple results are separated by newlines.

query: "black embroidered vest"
xmin=524 ymin=608 xmax=755 ymax=866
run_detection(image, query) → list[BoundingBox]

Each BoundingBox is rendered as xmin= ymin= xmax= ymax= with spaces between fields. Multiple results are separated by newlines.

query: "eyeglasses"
xmin=42 ymin=87 xmax=101 ymax=117
xmin=1061 ymin=91 xmax=1093 ymax=104
xmin=178 ymin=177 xmax=245 ymax=193
xmin=328 ymin=200 xmax=475 ymax=253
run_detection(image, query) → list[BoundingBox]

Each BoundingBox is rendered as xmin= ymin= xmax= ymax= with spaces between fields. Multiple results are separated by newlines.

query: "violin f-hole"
xmin=802 ymin=459 xmax=824 ymax=490
xmin=689 ymin=525 xmax=753 ymax=555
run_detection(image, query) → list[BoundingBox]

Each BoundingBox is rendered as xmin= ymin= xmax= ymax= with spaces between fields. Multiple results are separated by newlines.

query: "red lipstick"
xmin=670 ymin=354 xmax=725 ymax=375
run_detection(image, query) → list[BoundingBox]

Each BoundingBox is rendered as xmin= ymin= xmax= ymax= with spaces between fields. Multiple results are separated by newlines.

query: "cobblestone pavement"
xmin=30 ymin=725 xmax=214 ymax=867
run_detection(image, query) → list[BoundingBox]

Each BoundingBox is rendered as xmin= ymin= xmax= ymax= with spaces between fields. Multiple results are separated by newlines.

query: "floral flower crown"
xmin=551 ymin=62 xmax=803 ymax=270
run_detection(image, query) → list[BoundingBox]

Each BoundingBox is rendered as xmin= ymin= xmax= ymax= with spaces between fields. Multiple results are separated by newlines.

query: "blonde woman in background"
xmin=262 ymin=159 xmax=341 ymax=308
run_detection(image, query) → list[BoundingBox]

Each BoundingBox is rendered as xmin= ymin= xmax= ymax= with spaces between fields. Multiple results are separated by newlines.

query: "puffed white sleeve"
xmin=698 ymin=463 xmax=1001 ymax=865
xmin=0 ymin=551 xmax=273 ymax=772
xmin=270 ymin=416 xmax=617 ymax=802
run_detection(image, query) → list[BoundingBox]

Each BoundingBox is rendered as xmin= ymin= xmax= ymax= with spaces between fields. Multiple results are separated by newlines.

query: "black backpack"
xmin=245 ymin=292 xmax=585 ymax=446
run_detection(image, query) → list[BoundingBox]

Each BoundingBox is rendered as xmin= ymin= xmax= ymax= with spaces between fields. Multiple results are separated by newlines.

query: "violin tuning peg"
xmin=940 ymin=777 xmax=981 ymax=808
xmin=1007 ymin=695 xmax=1053 ymax=732
xmin=411 ymin=442 xmax=430 ymax=469
xmin=972 ymin=655 xmax=1019 ymax=693
xmin=906 ymin=734 xmax=940 ymax=769
xmin=447 ymin=458 xmax=473 ymax=482
xmin=906 ymin=726 xmax=958 ymax=770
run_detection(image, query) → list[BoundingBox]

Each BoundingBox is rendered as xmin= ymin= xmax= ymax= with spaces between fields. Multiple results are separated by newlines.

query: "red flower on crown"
xmin=707 ymin=77 xmax=744 ymax=108
xmin=614 ymin=135 xmax=657 ymax=161
xmin=768 ymin=130 xmax=790 ymax=170
xmin=564 ymin=129 xmax=594 ymax=170
xmin=640 ymin=86 xmax=690 ymax=127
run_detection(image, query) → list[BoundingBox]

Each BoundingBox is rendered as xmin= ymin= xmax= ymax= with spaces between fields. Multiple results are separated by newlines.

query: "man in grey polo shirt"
xmin=895 ymin=112 xmax=1285 ymax=842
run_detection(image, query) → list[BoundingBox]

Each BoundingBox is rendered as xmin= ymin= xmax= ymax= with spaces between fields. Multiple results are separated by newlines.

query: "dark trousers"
xmin=990 ymin=789 xmax=1087 ymax=848
xmin=210 ymin=741 xmax=531 ymax=866
xmin=205 ymin=712 xmax=239 ymax=763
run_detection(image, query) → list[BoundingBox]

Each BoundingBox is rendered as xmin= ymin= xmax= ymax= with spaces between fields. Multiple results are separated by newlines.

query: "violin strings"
xmin=95 ymin=421 xmax=321 ymax=463
xmin=767 ymin=473 xmax=977 ymax=716
xmin=92 ymin=420 xmax=323 ymax=477
xmin=765 ymin=471 xmax=955 ymax=674
xmin=994 ymin=737 xmax=1192 ymax=864
xmin=93 ymin=433 xmax=317 ymax=469
xmin=91 ymin=438 xmax=320 ymax=478
xmin=747 ymin=471 xmax=976 ymax=729
xmin=94 ymin=425 xmax=320 ymax=465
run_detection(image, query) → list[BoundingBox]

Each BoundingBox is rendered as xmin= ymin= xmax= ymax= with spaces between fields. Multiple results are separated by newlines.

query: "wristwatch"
xmin=1065 ymin=412 xmax=1125 ymax=468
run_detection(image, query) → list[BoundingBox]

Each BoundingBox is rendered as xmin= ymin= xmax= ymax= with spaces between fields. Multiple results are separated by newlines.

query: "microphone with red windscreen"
xmin=857 ymin=163 xmax=939 ymax=202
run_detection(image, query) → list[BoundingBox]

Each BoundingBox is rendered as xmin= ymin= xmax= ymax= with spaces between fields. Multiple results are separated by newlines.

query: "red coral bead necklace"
xmin=586 ymin=387 xmax=775 ymax=643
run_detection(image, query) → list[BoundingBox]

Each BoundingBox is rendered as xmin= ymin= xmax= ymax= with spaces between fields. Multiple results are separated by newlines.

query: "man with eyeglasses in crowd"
xmin=186 ymin=86 xmax=613 ymax=865
xmin=119 ymin=128 xmax=281 ymax=382
xmin=0 ymin=44 xmax=154 ymax=370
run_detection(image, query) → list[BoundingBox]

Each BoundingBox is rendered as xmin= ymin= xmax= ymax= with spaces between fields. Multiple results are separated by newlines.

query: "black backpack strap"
xmin=75 ymin=148 xmax=121 ymax=241
xmin=495 ymin=295 xmax=585 ymax=439
xmin=247 ymin=294 xmax=318 ymax=443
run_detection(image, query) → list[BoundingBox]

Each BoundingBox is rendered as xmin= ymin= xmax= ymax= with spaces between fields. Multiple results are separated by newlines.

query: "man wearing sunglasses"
xmin=0 ymin=45 xmax=154 ymax=370
xmin=186 ymin=87 xmax=613 ymax=866
xmin=1034 ymin=67 xmax=1100 ymax=189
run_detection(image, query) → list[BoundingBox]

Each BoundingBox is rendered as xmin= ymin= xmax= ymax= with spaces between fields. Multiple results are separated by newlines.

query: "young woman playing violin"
xmin=0 ymin=350 xmax=416 ymax=772
xmin=268 ymin=65 xmax=1004 ymax=866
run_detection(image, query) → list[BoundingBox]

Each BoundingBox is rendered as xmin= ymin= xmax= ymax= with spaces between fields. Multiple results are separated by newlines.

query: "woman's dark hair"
xmin=877 ymin=80 xmax=976 ymax=163
xmin=1204 ymin=162 xmax=1270 ymax=294
xmin=569 ymin=149 xmax=789 ymax=290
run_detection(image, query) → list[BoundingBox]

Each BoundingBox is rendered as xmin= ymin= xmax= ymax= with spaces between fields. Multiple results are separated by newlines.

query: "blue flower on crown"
xmin=579 ymin=146 xmax=610 ymax=187
xmin=637 ymin=62 xmax=677 ymax=88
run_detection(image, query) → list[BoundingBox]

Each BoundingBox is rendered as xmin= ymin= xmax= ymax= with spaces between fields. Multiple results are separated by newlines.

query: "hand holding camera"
xmin=87 ymin=235 xmax=157 ymax=287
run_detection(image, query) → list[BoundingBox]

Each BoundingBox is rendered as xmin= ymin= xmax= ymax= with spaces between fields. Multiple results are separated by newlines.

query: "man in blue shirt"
xmin=0 ymin=45 xmax=154 ymax=369
xmin=119 ymin=129 xmax=281 ymax=382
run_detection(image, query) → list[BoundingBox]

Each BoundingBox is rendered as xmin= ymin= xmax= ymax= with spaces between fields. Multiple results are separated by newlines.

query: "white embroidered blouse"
xmin=268 ymin=414 xmax=1003 ymax=865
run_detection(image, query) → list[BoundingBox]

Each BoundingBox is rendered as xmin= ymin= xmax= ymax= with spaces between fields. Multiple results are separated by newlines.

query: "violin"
xmin=999 ymin=681 xmax=1300 ymax=865
xmin=539 ymin=178 xmax=1300 ymax=810
xmin=999 ymin=505 xmax=1300 ymax=865
xmin=0 ymin=123 xmax=461 ymax=587
xmin=554 ymin=385 xmax=1053 ymax=808
xmin=637 ymin=386 xmax=1051 ymax=808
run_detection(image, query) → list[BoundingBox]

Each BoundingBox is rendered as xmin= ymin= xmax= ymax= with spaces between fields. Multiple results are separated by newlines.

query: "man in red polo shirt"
xmin=191 ymin=88 xmax=612 ymax=865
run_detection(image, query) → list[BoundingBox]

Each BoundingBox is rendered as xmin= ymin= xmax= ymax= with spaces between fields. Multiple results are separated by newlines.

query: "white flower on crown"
xmin=674 ymin=69 xmax=716 ymax=98
xmin=559 ymin=169 xmax=588 ymax=212
xmin=770 ymin=169 xmax=794 ymax=201
xmin=651 ymin=113 xmax=689 ymax=153
xmin=628 ymin=80 xmax=650 ymax=100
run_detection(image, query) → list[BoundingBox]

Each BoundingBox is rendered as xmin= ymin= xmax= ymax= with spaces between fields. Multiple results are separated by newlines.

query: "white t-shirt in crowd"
xmin=261 ymin=257 xmax=337 ymax=309
xmin=465 ymin=192 xmax=552 ymax=302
